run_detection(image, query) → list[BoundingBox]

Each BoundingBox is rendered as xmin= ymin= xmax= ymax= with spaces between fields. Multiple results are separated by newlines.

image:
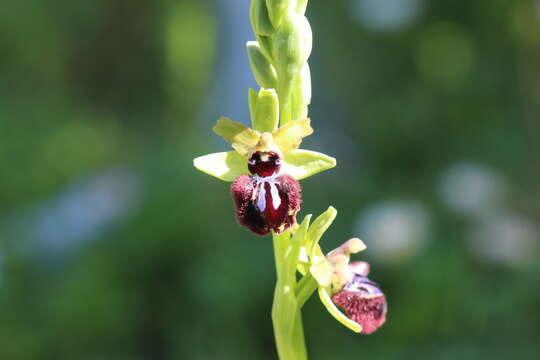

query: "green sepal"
xmin=247 ymin=41 xmax=278 ymax=89
xmin=250 ymin=0 xmax=274 ymax=36
xmin=282 ymin=149 xmax=336 ymax=180
xmin=266 ymin=0 xmax=290 ymax=29
xmin=306 ymin=206 xmax=337 ymax=258
xmin=212 ymin=117 xmax=261 ymax=155
xmin=253 ymin=88 xmax=279 ymax=133
xmin=193 ymin=151 xmax=248 ymax=182
xmin=318 ymin=286 xmax=362 ymax=333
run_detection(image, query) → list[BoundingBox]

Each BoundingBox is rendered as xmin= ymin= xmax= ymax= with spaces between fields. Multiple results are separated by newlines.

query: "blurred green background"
xmin=1 ymin=0 xmax=539 ymax=359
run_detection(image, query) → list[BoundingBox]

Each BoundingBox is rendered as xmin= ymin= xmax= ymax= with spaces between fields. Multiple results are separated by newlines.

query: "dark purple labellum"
xmin=331 ymin=274 xmax=387 ymax=334
xmin=248 ymin=151 xmax=281 ymax=177
xmin=231 ymin=173 xmax=301 ymax=236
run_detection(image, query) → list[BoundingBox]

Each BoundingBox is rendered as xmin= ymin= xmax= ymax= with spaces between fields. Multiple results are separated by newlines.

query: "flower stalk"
xmin=193 ymin=1 xmax=387 ymax=359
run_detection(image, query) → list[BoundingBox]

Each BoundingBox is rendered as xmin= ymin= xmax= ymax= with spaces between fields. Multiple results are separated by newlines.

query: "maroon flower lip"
xmin=331 ymin=274 xmax=387 ymax=334
xmin=231 ymin=151 xmax=301 ymax=236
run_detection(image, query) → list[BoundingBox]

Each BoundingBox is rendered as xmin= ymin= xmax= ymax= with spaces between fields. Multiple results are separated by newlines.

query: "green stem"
xmin=295 ymin=274 xmax=318 ymax=308
xmin=272 ymin=232 xmax=308 ymax=360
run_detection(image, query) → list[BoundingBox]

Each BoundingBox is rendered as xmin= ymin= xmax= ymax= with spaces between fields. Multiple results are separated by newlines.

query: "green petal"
xmin=212 ymin=117 xmax=261 ymax=155
xmin=272 ymin=118 xmax=313 ymax=154
xmin=193 ymin=151 xmax=248 ymax=182
xmin=318 ymin=286 xmax=362 ymax=333
xmin=282 ymin=149 xmax=336 ymax=180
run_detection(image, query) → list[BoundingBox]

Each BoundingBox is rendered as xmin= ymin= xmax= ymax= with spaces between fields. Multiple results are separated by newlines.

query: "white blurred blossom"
xmin=355 ymin=200 xmax=429 ymax=264
xmin=468 ymin=213 xmax=538 ymax=267
xmin=439 ymin=163 xmax=508 ymax=217
xmin=351 ymin=0 xmax=423 ymax=31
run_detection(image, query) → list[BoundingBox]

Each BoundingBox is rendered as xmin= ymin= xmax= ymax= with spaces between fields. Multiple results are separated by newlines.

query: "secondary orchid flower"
xmin=193 ymin=88 xmax=336 ymax=235
xmin=298 ymin=207 xmax=387 ymax=334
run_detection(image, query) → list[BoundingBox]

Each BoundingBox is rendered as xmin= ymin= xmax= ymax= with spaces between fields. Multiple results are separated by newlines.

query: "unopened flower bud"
xmin=247 ymin=41 xmax=278 ymax=90
xmin=272 ymin=13 xmax=312 ymax=98
xmin=266 ymin=0 xmax=294 ymax=29
xmin=252 ymin=89 xmax=279 ymax=133
xmin=291 ymin=63 xmax=311 ymax=120
xmin=250 ymin=0 xmax=275 ymax=36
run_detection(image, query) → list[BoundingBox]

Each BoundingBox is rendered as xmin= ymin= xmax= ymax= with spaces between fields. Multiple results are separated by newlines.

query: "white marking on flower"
xmin=254 ymin=174 xmax=282 ymax=212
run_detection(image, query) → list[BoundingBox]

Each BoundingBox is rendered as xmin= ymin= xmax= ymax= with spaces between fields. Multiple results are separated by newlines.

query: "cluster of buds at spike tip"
xmin=248 ymin=0 xmax=313 ymax=124
xmin=327 ymin=239 xmax=388 ymax=335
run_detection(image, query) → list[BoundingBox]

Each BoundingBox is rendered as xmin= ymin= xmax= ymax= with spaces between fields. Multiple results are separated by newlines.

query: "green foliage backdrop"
xmin=1 ymin=0 xmax=539 ymax=359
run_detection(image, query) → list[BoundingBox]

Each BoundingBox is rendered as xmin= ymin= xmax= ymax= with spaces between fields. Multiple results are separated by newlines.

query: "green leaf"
xmin=212 ymin=117 xmax=261 ymax=155
xmin=318 ymin=286 xmax=362 ymax=333
xmin=282 ymin=149 xmax=336 ymax=180
xmin=247 ymin=41 xmax=278 ymax=89
xmin=193 ymin=151 xmax=248 ymax=181
xmin=253 ymin=88 xmax=279 ymax=133
xmin=272 ymin=118 xmax=313 ymax=154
